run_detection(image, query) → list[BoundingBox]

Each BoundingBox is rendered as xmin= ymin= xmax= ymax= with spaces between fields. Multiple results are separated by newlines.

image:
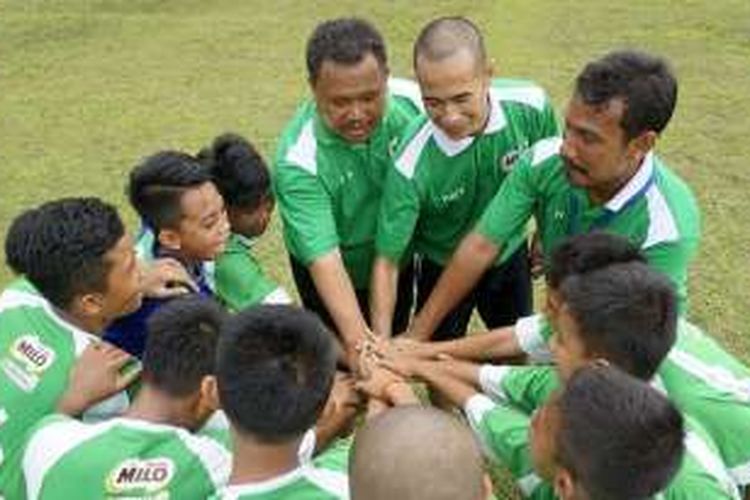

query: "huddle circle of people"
xmin=1 ymin=14 xmax=746 ymax=500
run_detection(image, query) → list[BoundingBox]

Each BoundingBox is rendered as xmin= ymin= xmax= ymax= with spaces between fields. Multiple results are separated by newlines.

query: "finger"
xmin=116 ymin=363 xmax=142 ymax=389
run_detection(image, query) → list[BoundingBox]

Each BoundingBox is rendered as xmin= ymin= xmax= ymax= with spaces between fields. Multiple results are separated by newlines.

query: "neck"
xmin=588 ymin=158 xmax=643 ymax=205
xmin=124 ymin=385 xmax=193 ymax=430
xmin=229 ymin=432 xmax=303 ymax=485
xmin=57 ymin=308 xmax=102 ymax=336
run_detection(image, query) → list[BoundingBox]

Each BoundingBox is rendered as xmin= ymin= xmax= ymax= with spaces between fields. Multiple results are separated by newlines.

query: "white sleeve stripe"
xmin=642 ymin=186 xmax=680 ymax=249
xmin=262 ymin=287 xmax=293 ymax=305
xmin=730 ymin=462 xmax=750 ymax=487
xmin=478 ymin=364 xmax=512 ymax=402
xmin=492 ymin=85 xmax=548 ymax=111
xmin=463 ymin=394 xmax=501 ymax=463
xmin=387 ymin=77 xmax=423 ymax=111
xmin=23 ymin=419 xmax=119 ymax=500
xmin=667 ymin=349 xmax=750 ymax=403
xmin=531 ymin=137 xmax=562 ymax=166
xmin=394 ymin=120 xmax=433 ymax=179
xmin=284 ymin=120 xmax=318 ymax=175
xmin=684 ymin=432 xmax=741 ymax=498
xmin=517 ymin=472 xmax=544 ymax=496
xmin=302 ymin=466 xmax=350 ymax=498
xmin=175 ymin=431 xmax=231 ymax=488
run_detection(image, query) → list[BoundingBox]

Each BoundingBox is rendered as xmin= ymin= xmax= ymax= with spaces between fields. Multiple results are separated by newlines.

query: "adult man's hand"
xmin=57 ymin=342 xmax=141 ymax=416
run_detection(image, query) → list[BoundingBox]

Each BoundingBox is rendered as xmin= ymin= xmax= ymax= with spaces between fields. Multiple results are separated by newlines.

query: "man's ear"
xmin=485 ymin=57 xmax=495 ymax=79
xmin=553 ymin=468 xmax=577 ymax=500
xmin=157 ymin=228 xmax=181 ymax=251
xmin=481 ymin=472 xmax=494 ymax=499
xmin=627 ymin=130 xmax=657 ymax=163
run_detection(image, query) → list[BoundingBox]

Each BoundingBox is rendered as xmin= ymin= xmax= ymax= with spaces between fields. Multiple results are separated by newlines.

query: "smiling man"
xmin=370 ymin=17 xmax=559 ymax=340
xmin=407 ymin=50 xmax=701 ymax=340
xmin=274 ymin=18 xmax=422 ymax=367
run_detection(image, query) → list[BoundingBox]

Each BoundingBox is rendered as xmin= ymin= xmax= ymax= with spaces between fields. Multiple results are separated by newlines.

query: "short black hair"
xmin=306 ymin=18 xmax=387 ymax=83
xmin=198 ymin=133 xmax=271 ymax=211
xmin=4 ymin=208 xmax=40 ymax=275
xmin=546 ymin=231 xmax=646 ymax=289
xmin=128 ymin=150 xmax=212 ymax=231
xmin=557 ymin=364 xmax=684 ymax=500
xmin=413 ymin=16 xmax=486 ymax=69
xmin=217 ymin=305 xmax=336 ymax=442
xmin=4 ymin=198 xmax=124 ymax=309
xmin=559 ymin=262 xmax=678 ymax=379
xmin=575 ymin=50 xmax=678 ymax=139
xmin=143 ymin=296 xmax=225 ymax=397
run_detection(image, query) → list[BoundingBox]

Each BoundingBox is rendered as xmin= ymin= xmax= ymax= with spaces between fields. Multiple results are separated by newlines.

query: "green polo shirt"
xmin=274 ymin=78 xmax=422 ymax=289
xmin=376 ymin=79 xmax=559 ymax=266
xmin=214 ymin=233 xmax=291 ymax=312
xmin=477 ymin=138 xmax=700 ymax=309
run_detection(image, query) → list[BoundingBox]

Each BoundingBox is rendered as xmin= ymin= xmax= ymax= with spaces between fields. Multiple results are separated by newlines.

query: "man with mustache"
xmin=404 ymin=50 xmax=701 ymax=341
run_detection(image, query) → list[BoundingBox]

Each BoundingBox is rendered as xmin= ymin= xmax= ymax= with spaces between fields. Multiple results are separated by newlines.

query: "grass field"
xmin=1 ymin=0 xmax=749 ymax=496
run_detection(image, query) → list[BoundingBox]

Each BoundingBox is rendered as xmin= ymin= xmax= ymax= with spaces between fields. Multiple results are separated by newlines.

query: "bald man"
xmin=371 ymin=16 xmax=559 ymax=340
xmin=350 ymin=406 xmax=491 ymax=500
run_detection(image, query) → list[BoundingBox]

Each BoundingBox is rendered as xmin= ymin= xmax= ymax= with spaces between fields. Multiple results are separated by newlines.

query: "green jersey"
xmin=512 ymin=314 xmax=750 ymax=486
xmin=465 ymin=393 xmax=740 ymax=499
xmin=212 ymin=441 xmax=349 ymax=499
xmin=658 ymin=320 xmax=750 ymax=486
xmin=0 ymin=279 xmax=131 ymax=492
xmin=16 ymin=414 xmax=230 ymax=500
xmin=477 ymin=139 xmax=700 ymax=309
xmin=377 ymin=79 xmax=559 ymax=266
xmin=215 ymin=233 xmax=291 ymax=312
xmin=274 ymin=78 xmax=422 ymax=288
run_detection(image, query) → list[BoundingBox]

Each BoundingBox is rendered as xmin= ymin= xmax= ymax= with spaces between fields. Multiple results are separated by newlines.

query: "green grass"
xmin=1 ymin=1 xmax=749 ymax=497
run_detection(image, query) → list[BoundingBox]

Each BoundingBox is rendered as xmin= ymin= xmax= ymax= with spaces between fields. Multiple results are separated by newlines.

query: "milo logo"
xmin=11 ymin=335 xmax=55 ymax=373
xmin=107 ymin=458 xmax=175 ymax=493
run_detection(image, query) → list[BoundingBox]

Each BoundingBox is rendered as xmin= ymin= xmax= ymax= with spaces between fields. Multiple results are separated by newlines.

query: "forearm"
xmin=424 ymin=326 xmax=522 ymax=362
xmin=309 ymin=250 xmax=369 ymax=348
xmin=412 ymin=361 xmax=479 ymax=408
xmin=369 ymin=257 xmax=400 ymax=338
xmin=410 ymin=232 xmax=500 ymax=340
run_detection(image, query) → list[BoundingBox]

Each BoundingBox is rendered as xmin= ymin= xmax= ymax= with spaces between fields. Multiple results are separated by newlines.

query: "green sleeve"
xmin=464 ymin=395 xmax=554 ymax=499
xmin=375 ymin=163 xmax=420 ymax=264
xmin=643 ymin=239 xmax=698 ymax=314
xmin=273 ymin=162 xmax=339 ymax=265
xmin=215 ymin=246 xmax=280 ymax=312
xmin=479 ymin=365 xmax=561 ymax=413
xmin=475 ymin=151 xmax=538 ymax=247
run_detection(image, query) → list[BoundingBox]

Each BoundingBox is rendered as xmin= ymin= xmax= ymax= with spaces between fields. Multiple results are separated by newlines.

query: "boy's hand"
xmin=57 ymin=342 xmax=140 ymax=416
xmin=355 ymin=365 xmax=405 ymax=401
xmin=141 ymin=258 xmax=198 ymax=298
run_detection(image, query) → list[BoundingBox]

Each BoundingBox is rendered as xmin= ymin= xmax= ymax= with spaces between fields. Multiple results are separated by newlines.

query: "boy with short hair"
xmin=0 ymin=198 xmax=142 ymax=494
xmin=214 ymin=305 xmax=349 ymax=499
xmin=16 ymin=296 xmax=231 ymax=500
xmin=105 ymin=150 xmax=230 ymax=357
xmin=200 ymin=132 xmax=291 ymax=310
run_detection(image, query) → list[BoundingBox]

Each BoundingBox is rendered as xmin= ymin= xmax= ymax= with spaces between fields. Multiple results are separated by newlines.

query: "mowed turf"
xmin=1 ymin=1 xmax=749 ymax=496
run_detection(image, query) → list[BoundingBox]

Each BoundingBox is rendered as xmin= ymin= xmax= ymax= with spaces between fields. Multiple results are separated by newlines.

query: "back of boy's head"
xmin=143 ymin=296 xmax=225 ymax=397
xmin=4 ymin=197 xmax=124 ymax=309
xmin=556 ymin=364 xmax=684 ymax=500
xmin=198 ymin=133 xmax=271 ymax=211
xmin=350 ymin=406 xmax=487 ymax=500
xmin=546 ymin=232 xmax=645 ymax=289
xmin=128 ymin=150 xmax=212 ymax=231
xmin=217 ymin=305 xmax=336 ymax=442
xmin=559 ymin=261 xmax=677 ymax=379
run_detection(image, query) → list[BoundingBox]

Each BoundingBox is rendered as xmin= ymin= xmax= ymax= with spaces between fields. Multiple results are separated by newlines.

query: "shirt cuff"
xmin=478 ymin=364 xmax=512 ymax=402
xmin=515 ymin=314 xmax=553 ymax=363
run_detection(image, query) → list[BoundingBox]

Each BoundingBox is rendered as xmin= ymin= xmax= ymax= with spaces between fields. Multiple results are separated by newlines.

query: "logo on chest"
xmin=433 ymin=186 xmax=466 ymax=210
xmin=1 ymin=335 xmax=57 ymax=392
xmin=107 ymin=458 xmax=175 ymax=494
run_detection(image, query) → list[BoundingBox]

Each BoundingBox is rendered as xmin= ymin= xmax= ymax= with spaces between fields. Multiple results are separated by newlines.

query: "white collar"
xmin=432 ymin=88 xmax=507 ymax=157
xmin=604 ymin=151 xmax=655 ymax=212
xmin=222 ymin=465 xmax=307 ymax=495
